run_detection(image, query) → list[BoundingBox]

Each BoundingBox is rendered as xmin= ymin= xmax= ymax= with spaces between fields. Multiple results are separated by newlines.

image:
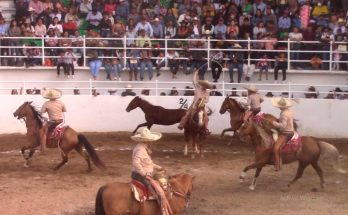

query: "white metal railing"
xmin=1 ymin=80 xmax=347 ymax=99
xmin=0 ymin=36 xmax=347 ymax=71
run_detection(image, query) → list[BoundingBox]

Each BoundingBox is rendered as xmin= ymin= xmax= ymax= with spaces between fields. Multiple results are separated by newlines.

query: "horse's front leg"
xmin=220 ymin=128 xmax=233 ymax=138
xmin=132 ymin=122 xmax=149 ymax=135
xmin=239 ymin=161 xmax=265 ymax=183
xmin=249 ymin=167 xmax=263 ymax=191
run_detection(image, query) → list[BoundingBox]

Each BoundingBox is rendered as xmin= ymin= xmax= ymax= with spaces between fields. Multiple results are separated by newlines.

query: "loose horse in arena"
xmin=126 ymin=96 xmax=186 ymax=135
xmin=95 ymin=173 xmax=195 ymax=215
xmin=237 ymin=118 xmax=346 ymax=190
xmin=13 ymin=101 xmax=105 ymax=171
xmin=184 ymin=100 xmax=212 ymax=158
xmin=219 ymin=96 xmax=245 ymax=145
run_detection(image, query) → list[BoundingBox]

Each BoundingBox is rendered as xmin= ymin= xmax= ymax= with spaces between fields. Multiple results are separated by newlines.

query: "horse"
xmin=95 ymin=173 xmax=195 ymax=215
xmin=126 ymin=96 xmax=186 ymax=135
xmin=237 ymin=118 xmax=346 ymax=191
xmin=183 ymin=101 xmax=212 ymax=158
xmin=219 ymin=96 xmax=245 ymax=145
xmin=13 ymin=101 xmax=105 ymax=171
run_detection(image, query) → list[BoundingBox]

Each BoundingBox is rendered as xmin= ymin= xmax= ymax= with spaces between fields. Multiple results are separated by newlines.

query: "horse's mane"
xmin=28 ymin=103 xmax=44 ymax=128
xmin=228 ymin=97 xmax=245 ymax=112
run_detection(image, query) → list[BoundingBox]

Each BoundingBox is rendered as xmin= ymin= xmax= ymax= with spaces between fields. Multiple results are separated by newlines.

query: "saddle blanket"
xmin=130 ymin=180 xmax=156 ymax=202
xmin=273 ymin=132 xmax=302 ymax=153
xmin=251 ymin=112 xmax=264 ymax=125
xmin=49 ymin=123 xmax=68 ymax=140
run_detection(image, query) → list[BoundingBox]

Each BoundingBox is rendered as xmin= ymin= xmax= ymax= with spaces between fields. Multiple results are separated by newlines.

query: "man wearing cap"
xmin=242 ymin=85 xmax=264 ymax=121
xmin=268 ymin=97 xmax=295 ymax=171
xmin=121 ymin=84 xmax=136 ymax=96
xmin=131 ymin=128 xmax=173 ymax=215
xmin=178 ymin=70 xmax=212 ymax=135
xmin=40 ymin=88 xmax=67 ymax=152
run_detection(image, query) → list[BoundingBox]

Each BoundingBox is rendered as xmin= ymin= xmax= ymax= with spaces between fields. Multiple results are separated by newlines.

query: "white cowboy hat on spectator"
xmin=42 ymin=88 xmax=62 ymax=99
xmin=338 ymin=18 xmax=345 ymax=23
xmin=233 ymin=43 xmax=242 ymax=48
xmin=126 ymin=84 xmax=133 ymax=89
xmin=271 ymin=97 xmax=294 ymax=108
xmin=154 ymin=18 xmax=160 ymax=22
xmin=193 ymin=17 xmax=199 ymax=21
xmin=28 ymin=7 xmax=35 ymax=12
xmin=131 ymin=128 xmax=162 ymax=142
xmin=243 ymin=85 xmax=258 ymax=93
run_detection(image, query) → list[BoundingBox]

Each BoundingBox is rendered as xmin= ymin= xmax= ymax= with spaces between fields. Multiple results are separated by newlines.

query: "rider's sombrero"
xmin=271 ymin=97 xmax=294 ymax=108
xmin=243 ymin=85 xmax=258 ymax=93
xmin=131 ymin=128 xmax=162 ymax=142
xmin=42 ymin=88 xmax=62 ymax=99
xmin=197 ymin=80 xmax=213 ymax=89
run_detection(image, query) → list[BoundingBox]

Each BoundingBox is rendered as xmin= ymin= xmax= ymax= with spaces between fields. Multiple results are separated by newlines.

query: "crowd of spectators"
xmin=0 ymin=0 xmax=348 ymax=83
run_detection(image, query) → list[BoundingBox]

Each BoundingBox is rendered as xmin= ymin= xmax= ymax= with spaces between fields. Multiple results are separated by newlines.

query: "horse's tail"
xmin=95 ymin=185 xmax=106 ymax=215
xmin=78 ymin=134 xmax=106 ymax=170
xmin=318 ymin=141 xmax=347 ymax=174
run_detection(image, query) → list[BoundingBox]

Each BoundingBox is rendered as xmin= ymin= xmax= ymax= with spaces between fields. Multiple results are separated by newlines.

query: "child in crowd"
xmin=56 ymin=51 xmax=67 ymax=77
xmin=257 ymin=54 xmax=269 ymax=81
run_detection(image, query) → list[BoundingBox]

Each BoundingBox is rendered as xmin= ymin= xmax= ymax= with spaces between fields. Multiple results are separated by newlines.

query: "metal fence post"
xmin=123 ymin=35 xmax=127 ymax=69
xmin=155 ymin=79 xmax=158 ymax=96
xmin=329 ymin=40 xmax=333 ymax=72
xmin=207 ymin=37 xmax=211 ymax=69
xmin=89 ymin=79 xmax=93 ymax=95
xmin=287 ymin=38 xmax=290 ymax=70
xmin=164 ymin=38 xmax=168 ymax=68
xmin=83 ymin=35 xmax=86 ymax=67
xmin=247 ymin=37 xmax=251 ymax=67
xmin=41 ymin=36 xmax=45 ymax=65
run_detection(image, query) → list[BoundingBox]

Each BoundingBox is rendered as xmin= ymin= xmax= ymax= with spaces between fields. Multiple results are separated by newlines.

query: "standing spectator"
xmin=139 ymin=43 xmax=154 ymax=81
xmin=8 ymin=20 xmax=22 ymax=63
xmin=86 ymin=7 xmax=103 ymax=30
xmin=274 ymin=52 xmax=287 ymax=83
xmin=252 ymin=0 xmax=267 ymax=14
xmin=64 ymin=48 xmax=76 ymax=79
xmin=167 ymin=49 xmax=180 ymax=79
xmin=15 ymin=0 xmax=29 ymax=22
xmin=214 ymin=17 xmax=227 ymax=40
xmin=320 ymin=27 xmax=334 ymax=70
xmin=188 ymin=39 xmax=207 ymax=79
xmin=125 ymin=20 xmax=137 ymax=46
xmin=135 ymin=16 xmax=153 ymax=37
xmin=288 ymin=27 xmax=303 ymax=68
xmin=116 ymin=0 xmax=130 ymax=22
xmin=332 ymin=45 xmax=341 ymax=70
xmin=88 ymin=50 xmax=102 ymax=80
xmin=34 ymin=18 xmax=46 ymax=37
xmin=127 ymin=43 xmax=139 ymax=81
xmin=300 ymin=0 xmax=312 ymax=29
xmin=56 ymin=51 xmax=67 ymax=77
xmin=278 ymin=10 xmax=292 ymax=32
xmin=79 ymin=0 xmax=93 ymax=18
xmin=211 ymin=43 xmax=224 ymax=82
xmin=29 ymin=0 xmax=44 ymax=20
xmin=228 ymin=43 xmax=244 ymax=83
xmin=264 ymin=5 xmax=278 ymax=28
xmin=152 ymin=17 xmax=164 ymax=39
xmin=121 ymin=84 xmax=136 ymax=96
xmin=99 ymin=12 xmax=113 ymax=38
xmin=252 ymin=9 xmax=264 ymax=26
xmin=257 ymin=53 xmax=269 ymax=81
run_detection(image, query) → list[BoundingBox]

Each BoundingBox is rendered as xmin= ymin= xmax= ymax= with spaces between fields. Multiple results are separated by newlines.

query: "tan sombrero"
xmin=131 ymin=128 xmax=162 ymax=142
xmin=244 ymin=85 xmax=258 ymax=93
xmin=271 ymin=97 xmax=294 ymax=108
xmin=197 ymin=80 xmax=213 ymax=89
xmin=42 ymin=88 xmax=62 ymax=99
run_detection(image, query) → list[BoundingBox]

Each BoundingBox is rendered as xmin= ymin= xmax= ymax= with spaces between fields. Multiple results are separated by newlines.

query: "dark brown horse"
xmin=237 ymin=119 xmax=346 ymax=190
xmin=13 ymin=101 xmax=105 ymax=171
xmin=126 ymin=96 xmax=186 ymax=135
xmin=219 ymin=96 xmax=245 ymax=145
xmin=95 ymin=173 xmax=195 ymax=215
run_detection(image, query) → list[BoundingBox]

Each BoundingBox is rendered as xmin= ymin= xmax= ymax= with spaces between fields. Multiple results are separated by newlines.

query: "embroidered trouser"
xmin=273 ymin=132 xmax=294 ymax=170
xmin=243 ymin=107 xmax=261 ymax=121
xmin=179 ymin=106 xmax=208 ymax=130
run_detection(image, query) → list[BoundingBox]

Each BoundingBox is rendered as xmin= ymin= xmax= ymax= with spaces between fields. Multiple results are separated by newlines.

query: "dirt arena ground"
xmin=0 ymin=132 xmax=347 ymax=215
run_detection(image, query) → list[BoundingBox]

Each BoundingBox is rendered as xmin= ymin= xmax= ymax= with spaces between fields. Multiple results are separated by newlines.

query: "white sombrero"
xmin=197 ymin=80 xmax=213 ymax=89
xmin=131 ymin=128 xmax=162 ymax=142
xmin=42 ymin=88 xmax=62 ymax=99
xmin=271 ymin=97 xmax=294 ymax=108
xmin=243 ymin=85 xmax=258 ymax=93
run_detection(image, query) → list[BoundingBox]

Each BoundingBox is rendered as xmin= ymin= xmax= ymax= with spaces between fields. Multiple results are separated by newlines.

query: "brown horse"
xmin=237 ymin=119 xmax=346 ymax=190
xmin=183 ymin=102 xmax=212 ymax=158
xmin=13 ymin=101 xmax=105 ymax=171
xmin=219 ymin=96 xmax=245 ymax=145
xmin=95 ymin=173 xmax=195 ymax=215
xmin=126 ymin=96 xmax=186 ymax=135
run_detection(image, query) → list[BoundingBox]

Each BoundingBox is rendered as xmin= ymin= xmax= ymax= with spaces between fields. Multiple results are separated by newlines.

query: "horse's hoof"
xmin=239 ymin=178 xmax=244 ymax=183
xmin=23 ymin=163 xmax=29 ymax=168
xmin=249 ymin=185 xmax=256 ymax=191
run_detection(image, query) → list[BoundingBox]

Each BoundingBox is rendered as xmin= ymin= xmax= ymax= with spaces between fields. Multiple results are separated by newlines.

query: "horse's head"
xmin=170 ymin=173 xmax=195 ymax=209
xmin=13 ymin=101 xmax=32 ymax=120
xmin=126 ymin=96 xmax=140 ymax=112
xmin=237 ymin=120 xmax=254 ymax=138
xmin=219 ymin=96 xmax=230 ymax=114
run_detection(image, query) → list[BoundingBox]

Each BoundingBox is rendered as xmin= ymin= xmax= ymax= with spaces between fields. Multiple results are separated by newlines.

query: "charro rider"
xmin=178 ymin=70 xmax=213 ymax=134
xmin=131 ymin=128 xmax=173 ymax=215
xmin=40 ymin=88 xmax=67 ymax=152
xmin=268 ymin=97 xmax=295 ymax=171
xmin=242 ymin=85 xmax=264 ymax=121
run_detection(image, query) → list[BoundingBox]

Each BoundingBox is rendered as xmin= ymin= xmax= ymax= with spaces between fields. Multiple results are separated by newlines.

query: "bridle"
xmin=169 ymin=183 xmax=192 ymax=208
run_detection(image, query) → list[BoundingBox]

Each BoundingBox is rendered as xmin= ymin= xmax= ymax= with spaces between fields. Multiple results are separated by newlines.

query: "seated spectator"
xmin=73 ymin=87 xmax=80 ymax=95
xmin=152 ymin=17 xmax=164 ymax=39
xmin=214 ymin=17 xmax=227 ymax=40
xmin=160 ymin=92 xmax=166 ymax=96
xmin=184 ymin=86 xmax=194 ymax=96
xmin=169 ymin=87 xmax=179 ymax=96
xmin=304 ymin=86 xmax=319 ymax=98
xmin=11 ymin=89 xmax=19 ymax=95
xmin=86 ymin=7 xmax=103 ymax=30
xmin=312 ymin=1 xmax=329 ymax=18
xmin=48 ymin=17 xmax=63 ymax=36
xmin=135 ymin=16 xmax=153 ymax=37
xmin=253 ymin=21 xmax=266 ymax=39
xmin=121 ymin=84 xmax=136 ymax=97
xmin=278 ymin=10 xmax=291 ymax=32
xmin=176 ymin=20 xmax=190 ymax=39
xmin=29 ymin=0 xmax=44 ymax=20
xmin=79 ymin=0 xmax=93 ymax=18
xmin=265 ymin=92 xmax=274 ymax=97
xmin=201 ymin=17 xmax=214 ymax=38
xmin=108 ymin=89 xmax=117 ymax=95
xmin=71 ymin=31 xmax=84 ymax=47
xmin=112 ymin=18 xmax=126 ymax=37
xmin=34 ymin=18 xmax=46 ymax=37
xmin=139 ymin=43 xmax=154 ymax=81
xmin=324 ymin=91 xmax=335 ymax=99
xmin=252 ymin=9 xmax=264 ymax=26
xmin=56 ymin=50 xmax=67 ymax=77
xmin=210 ymin=85 xmax=222 ymax=96
xmin=191 ymin=17 xmax=201 ymax=37
xmin=136 ymin=29 xmax=152 ymax=47
xmin=310 ymin=54 xmax=323 ymax=69
xmin=92 ymin=87 xmax=100 ymax=97
xmin=63 ymin=17 xmax=78 ymax=36
xmin=116 ymin=0 xmax=129 ymax=22
xmin=99 ymin=12 xmax=113 ymax=38
xmin=59 ymin=31 xmax=72 ymax=47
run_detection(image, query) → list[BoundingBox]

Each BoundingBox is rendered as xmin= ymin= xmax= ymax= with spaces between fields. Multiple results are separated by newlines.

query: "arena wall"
xmin=2 ymin=95 xmax=348 ymax=138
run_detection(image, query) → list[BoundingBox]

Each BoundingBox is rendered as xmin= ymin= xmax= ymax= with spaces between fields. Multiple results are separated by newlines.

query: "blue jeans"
xmin=89 ymin=59 xmax=102 ymax=78
xmin=229 ymin=63 xmax=243 ymax=83
xmin=140 ymin=60 xmax=153 ymax=80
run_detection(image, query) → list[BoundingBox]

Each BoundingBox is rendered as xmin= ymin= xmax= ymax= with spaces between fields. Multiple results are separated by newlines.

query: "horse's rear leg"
xmin=75 ymin=144 xmax=92 ymax=172
xmin=311 ymin=162 xmax=325 ymax=189
xmin=22 ymin=147 xmax=36 ymax=167
xmin=132 ymin=122 xmax=151 ymax=135
xmin=54 ymin=153 xmax=68 ymax=171
xmin=288 ymin=162 xmax=309 ymax=188
xmin=249 ymin=167 xmax=263 ymax=191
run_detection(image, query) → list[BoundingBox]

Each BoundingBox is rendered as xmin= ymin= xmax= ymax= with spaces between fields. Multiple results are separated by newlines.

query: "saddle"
xmin=48 ymin=122 xmax=68 ymax=140
xmin=250 ymin=112 xmax=264 ymax=125
xmin=130 ymin=180 xmax=156 ymax=202
xmin=272 ymin=132 xmax=302 ymax=154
